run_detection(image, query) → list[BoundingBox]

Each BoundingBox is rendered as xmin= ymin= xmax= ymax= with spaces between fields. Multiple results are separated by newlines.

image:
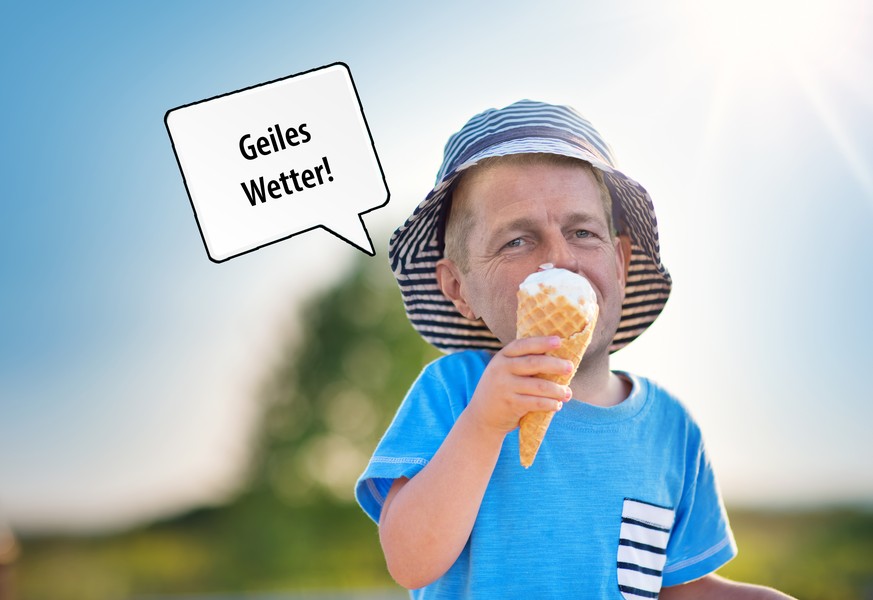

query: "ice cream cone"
xmin=517 ymin=267 xmax=599 ymax=468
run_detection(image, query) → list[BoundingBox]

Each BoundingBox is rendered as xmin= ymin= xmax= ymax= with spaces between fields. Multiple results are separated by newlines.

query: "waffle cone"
xmin=517 ymin=287 xmax=598 ymax=468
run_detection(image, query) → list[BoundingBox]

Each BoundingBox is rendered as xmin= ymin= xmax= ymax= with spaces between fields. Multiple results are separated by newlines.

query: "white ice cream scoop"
xmin=518 ymin=265 xmax=598 ymax=322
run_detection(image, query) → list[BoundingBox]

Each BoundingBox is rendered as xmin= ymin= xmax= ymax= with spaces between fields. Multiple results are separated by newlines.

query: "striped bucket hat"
xmin=388 ymin=99 xmax=671 ymax=353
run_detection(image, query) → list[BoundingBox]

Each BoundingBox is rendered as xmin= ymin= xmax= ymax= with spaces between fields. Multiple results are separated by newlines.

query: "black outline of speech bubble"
xmin=164 ymin=62 xmax=389 ymax=263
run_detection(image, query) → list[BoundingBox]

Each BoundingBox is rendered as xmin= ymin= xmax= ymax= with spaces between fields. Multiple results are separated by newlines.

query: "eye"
xmin=574 ymin=229 xmax=592 ymax=239
xmin=504 ymin=237 xmax=525 ymax=249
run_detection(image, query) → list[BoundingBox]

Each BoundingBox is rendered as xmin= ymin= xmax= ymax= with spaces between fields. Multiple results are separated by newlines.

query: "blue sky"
xmin=2 ymin=0 xmax=872 ymax=533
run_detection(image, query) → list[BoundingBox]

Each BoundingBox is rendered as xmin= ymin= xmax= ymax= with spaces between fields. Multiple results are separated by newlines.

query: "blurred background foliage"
xmin=8 ymin=255 xmax=873 ymax=599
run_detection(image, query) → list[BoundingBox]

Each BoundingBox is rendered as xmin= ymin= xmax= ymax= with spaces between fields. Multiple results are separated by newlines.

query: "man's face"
xmin=437 ymin=160 xmax=629 ymax=361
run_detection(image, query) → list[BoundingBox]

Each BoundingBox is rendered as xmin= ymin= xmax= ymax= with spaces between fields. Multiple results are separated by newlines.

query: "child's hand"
xmin=466 ymin=336 xmax=573 ymax=436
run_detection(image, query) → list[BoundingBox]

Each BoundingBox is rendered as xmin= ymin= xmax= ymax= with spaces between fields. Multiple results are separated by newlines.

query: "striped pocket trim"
xmin=617 ymin=499 xmax=675 ymax=600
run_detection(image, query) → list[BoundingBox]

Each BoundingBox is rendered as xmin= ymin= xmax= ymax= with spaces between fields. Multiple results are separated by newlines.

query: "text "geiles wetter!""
xmin=238 ymin=122 xmax=334 ymax=207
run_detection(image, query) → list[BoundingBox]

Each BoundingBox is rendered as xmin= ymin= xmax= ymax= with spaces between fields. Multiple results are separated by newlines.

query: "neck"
xmin=570 ymin=354 xmax=630 ymax=408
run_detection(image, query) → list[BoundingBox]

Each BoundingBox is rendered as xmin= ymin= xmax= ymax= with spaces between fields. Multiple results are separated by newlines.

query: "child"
xmin=355 ymin=100 xmax=793 ymax=599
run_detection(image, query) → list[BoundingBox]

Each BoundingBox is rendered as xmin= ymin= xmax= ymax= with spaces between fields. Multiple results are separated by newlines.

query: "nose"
xmin=542 ymin=232 xmax=579 ymax=273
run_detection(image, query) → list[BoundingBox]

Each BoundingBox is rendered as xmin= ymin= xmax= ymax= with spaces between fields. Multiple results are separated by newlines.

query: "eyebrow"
xmin=490 ymin=217 xmax=539 ymax=239
xmin=489 ymin=211 xmax=605 ymax=240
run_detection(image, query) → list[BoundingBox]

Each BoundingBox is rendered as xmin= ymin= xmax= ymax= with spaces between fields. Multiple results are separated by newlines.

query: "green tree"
xmin=245 ymin=252 xmax=440 ymax=509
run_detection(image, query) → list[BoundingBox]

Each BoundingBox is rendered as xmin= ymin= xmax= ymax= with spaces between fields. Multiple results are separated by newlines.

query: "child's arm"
xmin=377 ymin=336 xmax=573 ymax=590
xmin=661 ymin=574 xmax=796 ymax=599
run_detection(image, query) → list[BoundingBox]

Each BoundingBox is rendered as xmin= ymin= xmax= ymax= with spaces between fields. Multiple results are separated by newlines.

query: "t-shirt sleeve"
xmin=661 ymin=433 xmax=738 ymax=586
xmin=354 ymin=356 xmax=474 ymax=524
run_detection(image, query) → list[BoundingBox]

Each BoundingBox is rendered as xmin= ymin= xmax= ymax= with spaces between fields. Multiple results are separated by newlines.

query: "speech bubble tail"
xmin=322 ymin=213 xmax=376 ymax=256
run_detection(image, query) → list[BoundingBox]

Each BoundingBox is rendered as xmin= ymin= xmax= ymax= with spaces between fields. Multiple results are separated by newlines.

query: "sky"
xmin=1 ymin=0 xmax=872 ymax=534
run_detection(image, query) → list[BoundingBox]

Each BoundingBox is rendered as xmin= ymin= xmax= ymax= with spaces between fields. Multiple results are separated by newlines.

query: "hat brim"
xmin=389 ymin=136 xmax=671 ymax=354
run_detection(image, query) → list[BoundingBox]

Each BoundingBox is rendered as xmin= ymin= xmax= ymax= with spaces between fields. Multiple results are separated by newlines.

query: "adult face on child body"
xmin=436 ymin=157 xmax=632 ymax=379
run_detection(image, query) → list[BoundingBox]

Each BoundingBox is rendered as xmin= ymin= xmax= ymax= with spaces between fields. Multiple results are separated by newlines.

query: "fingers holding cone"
xmin=516 ymin=266 xmax=599 ymax=468
xmin=517 ymin=318 xmax=597 ymax=468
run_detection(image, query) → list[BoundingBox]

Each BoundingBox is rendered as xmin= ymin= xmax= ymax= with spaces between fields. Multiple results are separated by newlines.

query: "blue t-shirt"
xmin=355 ymin=350 xmax=737 ymax=599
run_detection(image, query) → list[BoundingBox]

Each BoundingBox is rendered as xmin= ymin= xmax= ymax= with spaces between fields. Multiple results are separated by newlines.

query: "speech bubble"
xmin=165 ymin=62 xmax=388 ymax=262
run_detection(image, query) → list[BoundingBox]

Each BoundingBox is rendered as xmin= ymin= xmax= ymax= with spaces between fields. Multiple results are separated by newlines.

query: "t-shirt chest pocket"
xmin=617 ymin=498 xmax=675 ymax=599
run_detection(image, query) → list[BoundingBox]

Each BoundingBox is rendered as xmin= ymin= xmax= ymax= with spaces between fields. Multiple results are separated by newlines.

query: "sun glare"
xmin=673 ymin=0 xmax=873 ymax=197
xmin=678 ymin=0 xmax=858 ymax=69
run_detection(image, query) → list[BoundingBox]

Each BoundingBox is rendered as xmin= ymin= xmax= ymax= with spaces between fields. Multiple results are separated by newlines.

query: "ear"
xmin=615 ymin=234 xmax=632 ymax=289
xmin=435 ymin=258 xmax=477 ymax=320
